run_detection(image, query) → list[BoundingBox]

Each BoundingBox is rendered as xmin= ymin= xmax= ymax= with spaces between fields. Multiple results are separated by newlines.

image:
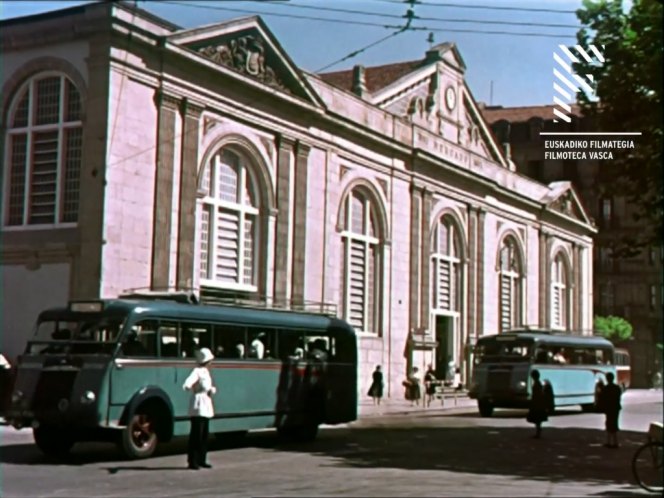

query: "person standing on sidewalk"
xmin=367 ymin=365 xmax=384 ymax=405
xmin=526 ymin=369 xmax=547 ymax=439
xmin=424 ymin=365 xmax=437 ymax=407
xmin=409 ymin=367 xmax=422 ymax=407
xmin=599 ymin=372 xmax=622 ymax=448
xmin=183 ymin=348 xmax=216 ymax=470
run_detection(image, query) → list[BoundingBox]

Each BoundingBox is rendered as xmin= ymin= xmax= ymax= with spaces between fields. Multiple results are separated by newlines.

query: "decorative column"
xmin=151 ymin=90 xmax=179 ymax=290
xmin=273 ymin=135 xmax=295 ymax=304
xmin=176 ymin=98 xmax=203 ymax=290
xmin=291 ymin=141 xmax=311 ymax=305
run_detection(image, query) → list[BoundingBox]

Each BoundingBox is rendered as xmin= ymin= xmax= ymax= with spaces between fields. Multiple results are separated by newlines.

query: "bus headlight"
xmin=80 ymin=391 xmax=96 ymax=404
xmin=517 ymin=381 xmax=527 ymax=390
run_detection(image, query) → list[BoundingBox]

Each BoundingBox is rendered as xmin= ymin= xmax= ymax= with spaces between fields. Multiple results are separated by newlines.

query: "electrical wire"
xmin=367 ymin=0 xmax=579 ymax=14
xmin=316 ymin=30 xmax=406 ymax=72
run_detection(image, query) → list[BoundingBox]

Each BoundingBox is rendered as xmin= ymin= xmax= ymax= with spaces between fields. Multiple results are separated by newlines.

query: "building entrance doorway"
xmin=435 ymin=315 xmax=455 ymax=381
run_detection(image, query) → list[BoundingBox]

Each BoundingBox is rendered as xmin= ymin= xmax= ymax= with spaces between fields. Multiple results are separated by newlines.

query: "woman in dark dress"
xmin=424 ymin=365 xmax=437 ymax=407
xmin=368 ymin=365 xmax=384 ymax=405
xmin=527 ymin=369 xmax=548 ymax=438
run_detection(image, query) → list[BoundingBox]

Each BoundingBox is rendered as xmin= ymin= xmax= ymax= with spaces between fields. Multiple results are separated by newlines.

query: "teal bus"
xmin=468 ymin=330 xmax=616 ymax=417
xmin=7 ymin=293 xmax=357 ymax=458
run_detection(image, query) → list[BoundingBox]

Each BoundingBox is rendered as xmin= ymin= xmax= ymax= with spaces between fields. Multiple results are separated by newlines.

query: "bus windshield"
xmin=475 ymin=338 xmax=534 ymax=363
xmin=26 ymin=316 xmax=125 ymax=355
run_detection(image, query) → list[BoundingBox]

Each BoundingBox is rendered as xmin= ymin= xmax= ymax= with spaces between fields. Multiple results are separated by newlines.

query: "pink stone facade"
xmin=0 ymin=3 xmax=595 ymax=400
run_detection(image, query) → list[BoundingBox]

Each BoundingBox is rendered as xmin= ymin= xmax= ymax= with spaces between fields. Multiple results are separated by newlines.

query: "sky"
xmin=0 ymin=0 xmax=592 ymax=107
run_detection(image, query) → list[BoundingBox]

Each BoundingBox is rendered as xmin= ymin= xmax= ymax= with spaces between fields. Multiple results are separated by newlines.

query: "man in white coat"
xmin=183 ymin=348 xmax=216 ymax=469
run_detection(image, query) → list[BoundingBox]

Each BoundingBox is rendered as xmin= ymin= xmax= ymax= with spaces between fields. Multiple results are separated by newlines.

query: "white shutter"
xmin=29 ymin=130 xmax=59 ymax=224
xmin=500 ymin=274 xmax=512 ymax=331
xmin=199 ymin=206 xmax=210 ymax=278
xmin=552 ymin=286 xmax=561 ymax=328
xmin=438 ymin=260 xmax=451 ymax=310
xmin=215 ymin=208 xmax=240 ymax=282
xmin=349 ymin=239 xmax=365 ymax=329
xmin=242 ymin=215 xmax=254 ymax=284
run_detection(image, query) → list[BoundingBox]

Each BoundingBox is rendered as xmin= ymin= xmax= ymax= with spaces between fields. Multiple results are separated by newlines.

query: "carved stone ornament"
xmin=198 ymin=35 xmax=289 ymax=93
xmin=552 ymin=192 xmax=576 ymax=218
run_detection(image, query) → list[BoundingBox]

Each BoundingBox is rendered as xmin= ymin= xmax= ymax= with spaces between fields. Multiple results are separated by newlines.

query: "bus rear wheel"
xmin=120 ymin=411 xmax=158 ymax=459
xmin=478 ymin=400 xmax=494 ymax=417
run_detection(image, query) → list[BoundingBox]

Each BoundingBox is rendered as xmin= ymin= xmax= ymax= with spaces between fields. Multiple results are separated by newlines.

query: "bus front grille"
xmin=32 ymin=370 xmax=78 ymax=412
xmin=487 ymin=370 xmax=511 ymax=392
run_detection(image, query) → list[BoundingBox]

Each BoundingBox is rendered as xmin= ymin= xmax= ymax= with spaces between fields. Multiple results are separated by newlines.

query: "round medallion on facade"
xmin=445 ymin=86 xmax=457 ymax=111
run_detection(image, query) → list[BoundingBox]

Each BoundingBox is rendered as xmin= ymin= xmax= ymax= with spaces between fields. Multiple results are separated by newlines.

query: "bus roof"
xmin=477 ymin=331 xmax=613 ymax=347
xmin=39 ymin=299 xmax=356 ymax=336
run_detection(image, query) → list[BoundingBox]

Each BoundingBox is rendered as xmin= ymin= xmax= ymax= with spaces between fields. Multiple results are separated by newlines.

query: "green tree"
xmin=594 ymin=315 xmax=634 ymax=344
xmin=575 ymin=0 xmax=663 ymax=255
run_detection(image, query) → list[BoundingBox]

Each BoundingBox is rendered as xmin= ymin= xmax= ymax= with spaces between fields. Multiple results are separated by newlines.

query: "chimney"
xmin=352 ymin=65 xmax=367 ymax=98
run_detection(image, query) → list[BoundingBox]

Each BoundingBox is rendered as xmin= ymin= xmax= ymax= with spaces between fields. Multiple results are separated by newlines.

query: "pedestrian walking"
xmin=424 ymin=365 xmax=437 ymax=407
xmin=599 ymin=371 xmax=622 ymax=448
xmin=367 ymin=365 xmax=384 ymax=405
xmin=526 ymin=369 xmax=548 ymax=438
xmin=183 ymin=347 xmax=216 ymax=470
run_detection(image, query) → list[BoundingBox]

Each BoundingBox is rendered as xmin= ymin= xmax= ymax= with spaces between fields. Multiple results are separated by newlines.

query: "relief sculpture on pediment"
xmin=198 ymin=35 xmax=289 ymax=93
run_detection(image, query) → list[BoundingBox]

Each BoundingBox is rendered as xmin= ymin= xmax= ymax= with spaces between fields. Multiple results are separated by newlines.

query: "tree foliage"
xmin=575 ymin=0 xmax=663 ymax=255
xmin=594 ymin=315 xmax=634 ymax=344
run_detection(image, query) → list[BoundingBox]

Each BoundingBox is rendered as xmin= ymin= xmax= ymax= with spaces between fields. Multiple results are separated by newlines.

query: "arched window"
xmin=198 ymin=149 xmax=259 ymax=291
xmin=498 ymin=236 xmax=523 ymax=332
xmin=551 ymin=253 xmax=570 ymax=330
xmin=431 ymin=216 xmax=462 ymax=312
xmin=340 ymin=188 xmax=382 ymax=334
xmin=4 ymin=73 xmax=82 ymax=226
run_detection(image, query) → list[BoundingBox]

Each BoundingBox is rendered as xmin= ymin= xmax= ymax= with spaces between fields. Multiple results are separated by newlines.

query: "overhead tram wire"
xmin=159 ymin=1 xmax=578 ymax=40
xmin=315 ymin=1 xmax=418 ymax=72
xmin=368 ymin=0 xmax=579 ymax=15
xmin=271 ymin=1 xmax=584 ymax=29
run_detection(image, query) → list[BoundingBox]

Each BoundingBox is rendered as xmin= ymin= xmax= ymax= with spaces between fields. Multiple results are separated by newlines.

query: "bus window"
xmin=124 ymin=320 xmax=157 ymax=357
xmin=181 ymin=323 xmax=211 ymax=358
xmin=246 ymin=328 xmax=277 ymax=359
xmin=159 ymin=321 xmax=179 ymax=358
xmin=213 ymin=325 xmax=247 ymax=359
xmin=278 ymin=330 xmax=305 ymax=360
xmin=305 ymin=334 xmax=330 ymax=361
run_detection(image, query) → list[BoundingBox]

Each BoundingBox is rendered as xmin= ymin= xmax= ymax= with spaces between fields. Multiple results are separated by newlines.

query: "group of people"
xmin=527 ymin=369 xmax=622 ymax=447
xmin=367 ymin=363 xmax=463 ymax=407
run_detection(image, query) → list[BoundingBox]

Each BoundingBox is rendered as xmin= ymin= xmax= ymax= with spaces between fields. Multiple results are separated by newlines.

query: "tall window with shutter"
xmin=340 ymin=189 xmax=382 ymax=334
xmin=199 ymin=149 xmax=259 ymax=291
xmin=498 ymin=237 xmax=523 ymax=332
xmin=431 ymin=217 xmax=462 ymax=312
xmin=3 ymin=73 xmax=82 ymax=226
xmin=551 ymin=253 xmax=570 ymax=330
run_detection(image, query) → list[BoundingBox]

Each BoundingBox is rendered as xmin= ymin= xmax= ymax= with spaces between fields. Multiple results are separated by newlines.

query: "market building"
xmin=0 ymin=2 xmax=596 ymax=396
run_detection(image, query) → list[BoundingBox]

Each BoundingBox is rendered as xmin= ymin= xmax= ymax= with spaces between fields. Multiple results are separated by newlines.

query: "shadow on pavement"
xmin=278 ymin=425 xmax=648 ymax=489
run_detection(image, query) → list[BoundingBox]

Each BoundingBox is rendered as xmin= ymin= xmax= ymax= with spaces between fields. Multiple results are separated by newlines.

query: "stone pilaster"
xmin=409 ymin=183 xmax=424 ymax=346
xmin=475 ymin=208 xmax=486 ymax=336
xmin=466 ymin=206 xmax=478 ymax=341
xmin=72 ymin=33 xmax=111 ymax=299
xmin=291 ymin=141 xmax=311 ymax=304
xmin=274 ymin=135 xmax=295 ymax=304
xmin=573 ymin=243 xmax=582 ymax=331
xmin=151 ymin=90 xmax=179 ymax=290
xmin=539 ymin=230 xmax=548 ymax=327
xmin=419 ymin=188 xmax=433 ymax=332
xmin=176 ymin=98 xmax=202 ymax=290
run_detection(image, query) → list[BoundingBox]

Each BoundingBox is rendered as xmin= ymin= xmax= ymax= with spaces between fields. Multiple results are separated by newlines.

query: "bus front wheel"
xmin=33 ymin=426 xmax=74 ymax=457
xmin=120 ymin=411 xmax=158 ymax=459
xmin=478 ymin=400 xmax=494 ymax=417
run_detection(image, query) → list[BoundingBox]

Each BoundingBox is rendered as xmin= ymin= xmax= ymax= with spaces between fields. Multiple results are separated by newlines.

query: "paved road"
xmin=1 ymin=389 xmax=661 ymax=497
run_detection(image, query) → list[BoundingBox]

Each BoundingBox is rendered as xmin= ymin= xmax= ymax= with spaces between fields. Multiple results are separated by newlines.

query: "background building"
xmin=482 ymin=104 xmax=663 ymax=387
xmin=1 ymin=3 xmax=596 ymax=397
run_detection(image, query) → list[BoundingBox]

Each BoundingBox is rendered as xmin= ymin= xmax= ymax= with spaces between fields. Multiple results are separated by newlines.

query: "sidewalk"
xmin=358 ymin=390 xmax=477 ymax=418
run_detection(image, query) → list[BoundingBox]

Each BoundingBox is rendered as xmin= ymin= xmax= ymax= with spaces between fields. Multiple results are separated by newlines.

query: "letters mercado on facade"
xmin=0 ymin=2 xmax=596 ymax=397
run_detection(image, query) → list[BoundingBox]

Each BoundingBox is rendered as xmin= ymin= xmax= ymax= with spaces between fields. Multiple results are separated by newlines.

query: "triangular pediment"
xmin=366 ymin=43 xmax=506 ymax=168
xmin=541 ymin=182 xmax=593 ymax=225
xmin=167 ymin=16 xmax=323 ymax=106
